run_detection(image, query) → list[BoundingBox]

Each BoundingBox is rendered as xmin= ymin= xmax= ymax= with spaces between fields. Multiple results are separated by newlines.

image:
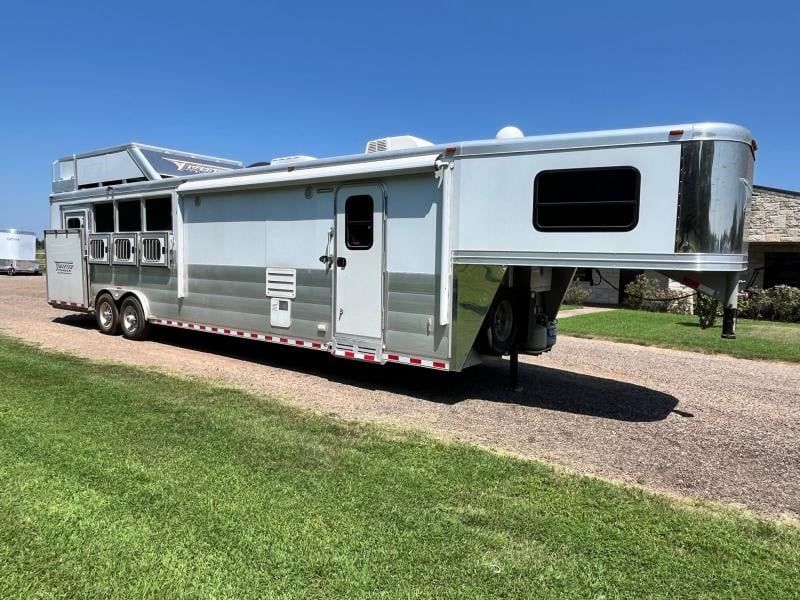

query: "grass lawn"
xmin=1 ymin=337 xmax=799 ymax=598
xmin=559 ymin=309 xmax=800 ymax=363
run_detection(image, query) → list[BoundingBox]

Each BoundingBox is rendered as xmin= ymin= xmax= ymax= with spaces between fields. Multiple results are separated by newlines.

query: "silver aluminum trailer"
xmin=1 ymin=229 xmax=38 ymax=275
xmin=45 ymin=124 xmax=755 ymax=378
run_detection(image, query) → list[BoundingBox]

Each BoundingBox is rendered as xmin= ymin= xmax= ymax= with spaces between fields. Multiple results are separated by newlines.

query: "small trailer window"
xmin=345 ymin=195 xmax=374 ymax=250
xmin=117 ymin=200 xmax=142 ymax=232
xmin=94 ymin=203 xmax=114 ymax=233
xmin=145 ymin=197 xmax=172 ymax=231
xmin=533 ymin=167 xmax=640 ymax=232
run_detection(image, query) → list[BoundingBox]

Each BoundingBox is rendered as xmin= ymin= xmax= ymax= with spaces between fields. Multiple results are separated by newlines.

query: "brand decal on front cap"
xmin=163 ymin=158 xmax=231 ymax=175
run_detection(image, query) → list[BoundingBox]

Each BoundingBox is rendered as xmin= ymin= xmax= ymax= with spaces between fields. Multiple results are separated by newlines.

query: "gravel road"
xmin=2 ymin=276 xmax=799 ymax=519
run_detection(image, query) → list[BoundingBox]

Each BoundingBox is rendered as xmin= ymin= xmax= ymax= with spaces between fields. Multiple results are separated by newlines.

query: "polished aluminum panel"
xmin=450 ymin=264 xmax=507 ymax=372
xmin=675 ymin=140 xmax=754 ymax=254
xmin=386 ymin=272 xmax=449 ymax=359
xmin=452 ymin=250 xmax=748 ymax=272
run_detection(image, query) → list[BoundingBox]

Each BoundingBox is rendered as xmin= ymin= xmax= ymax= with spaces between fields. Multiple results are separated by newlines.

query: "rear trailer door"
xmin=45 ymin=229 xmax=88 ymax=309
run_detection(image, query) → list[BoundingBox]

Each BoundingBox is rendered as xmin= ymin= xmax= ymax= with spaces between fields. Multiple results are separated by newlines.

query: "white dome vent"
xmin=496 ymin=126 xmax=524 ymax=139
xmin=365 ymin=135 xmax=433 ymax=153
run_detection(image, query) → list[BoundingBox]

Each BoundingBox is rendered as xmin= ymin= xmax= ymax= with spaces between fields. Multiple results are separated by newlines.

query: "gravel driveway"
xmin=2 ymin=276 xmax=799 ymax=519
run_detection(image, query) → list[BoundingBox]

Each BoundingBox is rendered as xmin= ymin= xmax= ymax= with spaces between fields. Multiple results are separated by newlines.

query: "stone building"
xmin=742 ymin=185 xmax=800 ymax=288
xmin=580 ymin=184 xmax=800 ymax=305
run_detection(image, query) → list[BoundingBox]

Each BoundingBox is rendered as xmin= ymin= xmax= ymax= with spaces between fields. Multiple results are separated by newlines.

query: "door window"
xmin=345 ymin=195 xmax=374 ymax=250
xmin=65 ymin=214 xmax=84 ymax=228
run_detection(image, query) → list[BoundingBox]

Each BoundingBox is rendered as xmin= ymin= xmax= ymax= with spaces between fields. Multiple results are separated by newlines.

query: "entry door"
xmin=334 ymin=184 xmax=385 ymax=340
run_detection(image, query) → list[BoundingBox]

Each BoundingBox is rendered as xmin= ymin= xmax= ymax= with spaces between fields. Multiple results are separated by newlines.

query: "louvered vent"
xmin=266 ymin=268 xmax=296 ymax=299
xmin=366 ymin=139 xmax=389 ymax=153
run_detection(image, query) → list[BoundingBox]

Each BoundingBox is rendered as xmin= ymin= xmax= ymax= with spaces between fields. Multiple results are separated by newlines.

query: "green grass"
xmin=1 ymin=337 xmax=799 ymax=598
xmin=559 ymin=309 xmax=800 ymax=363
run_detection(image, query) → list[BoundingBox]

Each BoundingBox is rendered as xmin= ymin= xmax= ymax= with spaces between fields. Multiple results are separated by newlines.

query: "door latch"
xmin=336 ymin=257 xmax=347 ymax=268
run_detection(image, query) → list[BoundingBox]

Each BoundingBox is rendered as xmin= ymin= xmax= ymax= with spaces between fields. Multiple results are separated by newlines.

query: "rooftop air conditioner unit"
xmin=365 ymin=135 xmax=434 ymax=153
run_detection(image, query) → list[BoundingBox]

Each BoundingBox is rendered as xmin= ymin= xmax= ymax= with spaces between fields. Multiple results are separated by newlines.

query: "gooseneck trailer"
xmin=45 ymin=124 xmax=755 ymax=376
xmin=1 ymin=229 xmax=38 ymax=275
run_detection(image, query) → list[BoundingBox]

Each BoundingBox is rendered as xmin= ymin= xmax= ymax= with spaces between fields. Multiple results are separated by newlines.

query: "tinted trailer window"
xmin=533 ymin=167 xmax=640 ymax=232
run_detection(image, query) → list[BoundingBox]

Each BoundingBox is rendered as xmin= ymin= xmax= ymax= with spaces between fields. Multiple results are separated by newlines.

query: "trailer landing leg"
xmin=509 ymin=344 xmax=523 ymax=392
xmin=722 ymin=307 xmax=737 ymax=339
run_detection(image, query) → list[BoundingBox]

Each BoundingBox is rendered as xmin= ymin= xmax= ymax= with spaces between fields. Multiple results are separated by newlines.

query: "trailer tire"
xmin=481 ymin=288 xmax=517 ymax=356
xmin=95 ymin=293 xmax=119 ymax=335
xmin=119 ymin=296 xmax=150 ymax=341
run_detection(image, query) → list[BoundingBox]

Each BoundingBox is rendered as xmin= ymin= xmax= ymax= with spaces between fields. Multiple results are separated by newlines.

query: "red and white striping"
xmin=152 ymin=317 xmax=449 ymax=370
xmin=49 ymin=300 xmax=86 ymax=309
xmin=385 ymin=353 xmax=449 ymax=371
xmin=151 ymin=318 xmax=325 ymax=350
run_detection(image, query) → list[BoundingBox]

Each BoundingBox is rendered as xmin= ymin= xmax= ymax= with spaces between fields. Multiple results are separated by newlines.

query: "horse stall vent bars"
xmin=87 ymin=234 xmax=110 ymax=265
xmin=266 ymin=268 xmax=296 ymax=298
xmin=112 ymin=234 xmax=138 ymax=266
xmin=140 ymin=232 xmax=170 ymax=267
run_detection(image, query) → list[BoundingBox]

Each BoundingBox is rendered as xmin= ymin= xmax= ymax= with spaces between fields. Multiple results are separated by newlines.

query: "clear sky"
xmin=1 ymin=0 xmax=798 ymax=234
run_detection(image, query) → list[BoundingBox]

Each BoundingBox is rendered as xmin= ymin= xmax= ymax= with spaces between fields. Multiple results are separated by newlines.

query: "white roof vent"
xmin=496 ymin=126 xmax=524 ymax=139
xmin=365 ymin=135 xmax=434 ymax=153
xmin=271 ymin=155 xmax=317 ymax=164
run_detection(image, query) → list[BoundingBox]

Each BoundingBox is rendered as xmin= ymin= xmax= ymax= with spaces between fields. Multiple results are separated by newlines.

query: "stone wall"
xmin=746 ymin=186 xmax=800 ymax=243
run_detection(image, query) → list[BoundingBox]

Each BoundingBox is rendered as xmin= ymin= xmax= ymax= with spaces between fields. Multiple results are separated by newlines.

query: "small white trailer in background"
xmin=45 ymin=125 xmax=755 ymax=383
xmin=0 ymin=229 xmax=39 ymax=275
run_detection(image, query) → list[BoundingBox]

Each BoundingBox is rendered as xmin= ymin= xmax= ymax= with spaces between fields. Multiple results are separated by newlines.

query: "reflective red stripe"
xmin=344 ymin=351 xmax=355 ymax=359
xmin=280 ymin=337 xmax=288 ymax=343
xmin=682 ymin=277 xmax=700 ymax=289
xmin=410 ymin=357 xmax=422 ymax=365
xmin=387 ymin=354 xmax=400 ymax=361
xmin=363 ymin=354 xmax=375 ymax=361
xmin=433 ymin=361 xmax=446 ymax=369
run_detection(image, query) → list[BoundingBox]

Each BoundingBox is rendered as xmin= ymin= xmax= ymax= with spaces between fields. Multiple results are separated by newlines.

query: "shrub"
xmin=695 ymin=293 xmax=720 ymax=329
xmin=563 ymin=283 xmax=590 ymax=306
xmin=768 ymin=285 xmax=800 ymax=322
xmin=623 ymin=274 xmax=694 ymax=314
xmin=738 ymin=286 xmax=800 ymax=323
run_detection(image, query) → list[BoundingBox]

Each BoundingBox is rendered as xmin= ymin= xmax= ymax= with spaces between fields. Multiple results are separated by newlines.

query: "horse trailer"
xmin=45 ymin=124 xmax=755 ymax=378
xmin=1 ymin=229 xmax=38 ymax=275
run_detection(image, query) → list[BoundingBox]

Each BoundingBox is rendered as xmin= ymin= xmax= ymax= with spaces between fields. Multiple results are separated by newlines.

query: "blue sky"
xmin=1 ymin=0 xmax=798 ymax=234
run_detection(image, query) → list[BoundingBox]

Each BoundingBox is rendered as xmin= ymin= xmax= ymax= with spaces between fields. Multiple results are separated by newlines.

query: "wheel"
xmin=8 ymin=267 xmax=14 ymax=276
xmin=119 ymin=296 xmax=150 ymax=341
xmin=480 ymin=288 xmax=518 ymax=356
xmin=95 ymin=293 xmax=119 ymax=335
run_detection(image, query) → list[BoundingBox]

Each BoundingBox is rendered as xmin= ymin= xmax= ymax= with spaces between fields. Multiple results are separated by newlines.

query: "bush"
xmin=563 ymin=283 xmax=590 ymax=306
xmin=738 ymin=286 xmax=800 ymax=323
xmin=623 ymin=274 xmax=694 ymax=314
xmin=695 ymin=293 xmax=720 ymax=329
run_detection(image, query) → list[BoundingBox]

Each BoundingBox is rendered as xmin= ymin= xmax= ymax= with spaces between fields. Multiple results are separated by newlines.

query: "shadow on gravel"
xmin=53 ymin=315 xmax=680 ymax=422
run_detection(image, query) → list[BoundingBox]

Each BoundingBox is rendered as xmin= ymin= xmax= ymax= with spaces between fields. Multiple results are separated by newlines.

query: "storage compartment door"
xmin=44 ymin=229 xmax=88 ymax=308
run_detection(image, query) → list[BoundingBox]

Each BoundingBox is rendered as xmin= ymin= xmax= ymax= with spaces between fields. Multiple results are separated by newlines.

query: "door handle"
xmin=336 ymin=257 xmax=347 ymax=268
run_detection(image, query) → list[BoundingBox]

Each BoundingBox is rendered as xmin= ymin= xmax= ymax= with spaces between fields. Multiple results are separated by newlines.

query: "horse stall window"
xmin=94 ymin=203 xmax=114 ymax=233
xmin=145 ymin=197 xmax=172 ymax=231
xmin=533 ymin=167 xmax=640 ymax=232
xmin=117 ymin=200 xmax=142 ymax=232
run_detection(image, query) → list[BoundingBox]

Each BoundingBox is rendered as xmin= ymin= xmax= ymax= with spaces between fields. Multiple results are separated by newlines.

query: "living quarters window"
xmin=94 ymin=203 xmax=114 ymax=233
xmin=345 ymin=195 xmax=373 ymax=250
xmin=145 ymin=197 xmax=172 ymax=231
xmin=533 ymin=167 xmax=640 ymax=232
xmin=117 ymin=200 xmax=141 ymax=232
